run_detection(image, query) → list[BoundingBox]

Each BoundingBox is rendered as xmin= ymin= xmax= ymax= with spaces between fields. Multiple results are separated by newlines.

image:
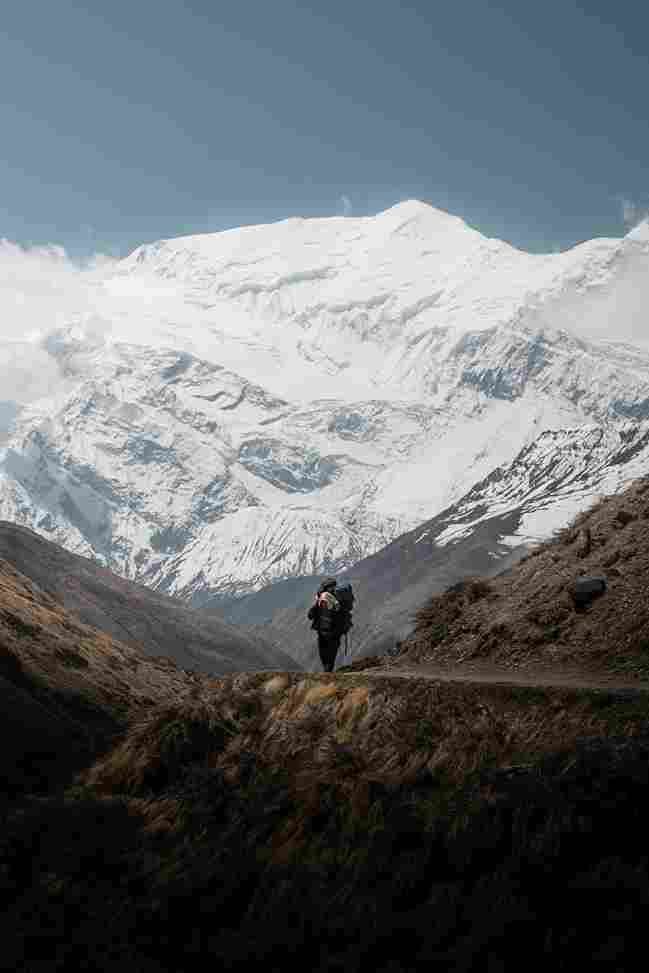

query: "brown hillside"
xmin=395 ymin=473 xmax=649 ymax=679
xmin=0 ymin=556 xmax=215 ymax=793
xmin=0 ymin=522 xmax=299 ymax=675
xmin=5 ymin=536 xmax=649 ymax=968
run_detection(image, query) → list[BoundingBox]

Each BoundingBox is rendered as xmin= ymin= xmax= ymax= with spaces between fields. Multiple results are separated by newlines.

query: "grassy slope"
xmin=4 ymin=480 xmax=649 ymax=968
xmin=4 ymin=666 xmax=649 ymax=969
xmin=0 ymin=522 xmax=300 ymax=675
xmin=396 ymin=474 xmax=649 ymax=680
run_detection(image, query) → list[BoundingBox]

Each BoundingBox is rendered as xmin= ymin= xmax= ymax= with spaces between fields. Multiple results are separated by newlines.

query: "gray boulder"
xmin=569 ymin=576 xmax=607 ymax=610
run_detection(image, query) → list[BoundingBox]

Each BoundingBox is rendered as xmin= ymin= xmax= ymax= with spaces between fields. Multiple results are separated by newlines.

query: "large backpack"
xmin=333 ymin=582 xmax=354 ymax=635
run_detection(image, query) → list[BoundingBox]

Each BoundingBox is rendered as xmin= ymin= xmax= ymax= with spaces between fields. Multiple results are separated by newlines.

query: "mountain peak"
xmin=380 ymin=198 xmax=436 ymax=217
xmin=376 ymin=198 xmax=479 ymax=237
xmin=5 ymin=195 xmax=649 ymax=615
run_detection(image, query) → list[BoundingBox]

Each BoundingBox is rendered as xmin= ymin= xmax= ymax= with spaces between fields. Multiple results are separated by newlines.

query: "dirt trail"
xmin=340 ymin=661 xmax=649 ymax=694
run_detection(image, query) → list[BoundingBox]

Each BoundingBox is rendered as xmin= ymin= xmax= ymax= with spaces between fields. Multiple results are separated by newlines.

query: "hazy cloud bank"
xmin=0 ymin=239 xmax=117 ymax=405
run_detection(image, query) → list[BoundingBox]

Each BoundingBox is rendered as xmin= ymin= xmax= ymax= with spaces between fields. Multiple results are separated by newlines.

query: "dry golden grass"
xmin=262 ymin=674 xmax=291 ymax=695
xmin=303 ymin=683 xmax=339 ymax=706
xmin=336 ymin=686 xmax=370 ymax=725
xmin=80 ymin=656 xmax=649 ymax=826
xmin=130 ymin=797 xmax=184 ymax=836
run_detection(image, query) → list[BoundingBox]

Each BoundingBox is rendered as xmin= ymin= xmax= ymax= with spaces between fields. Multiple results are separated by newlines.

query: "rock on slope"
xmin=0 ymin=522 xmax=299 ymax=676
xmin=390 ymin=473 xmax=649 ymax=679
xmin=2 ymin=203 xmax=649 ymax=609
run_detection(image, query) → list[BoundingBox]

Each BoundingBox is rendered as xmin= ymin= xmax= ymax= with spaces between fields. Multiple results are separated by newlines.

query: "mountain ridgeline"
xmin=0 ymin=522 xmax=299 ymax=675
xmin=2 ymin=202 xmax=649 ymax=619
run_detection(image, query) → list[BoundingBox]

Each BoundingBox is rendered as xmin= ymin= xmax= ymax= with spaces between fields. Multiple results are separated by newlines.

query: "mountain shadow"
xmin=0 ymin=522 xmax=300 ymax=676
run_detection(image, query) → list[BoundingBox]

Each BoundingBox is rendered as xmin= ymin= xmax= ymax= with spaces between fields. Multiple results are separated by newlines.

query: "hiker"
xmin=307 ymin=576 xmax=354 ymax=672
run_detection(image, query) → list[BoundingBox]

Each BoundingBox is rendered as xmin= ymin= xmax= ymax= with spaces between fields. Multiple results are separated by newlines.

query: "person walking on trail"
xmin=308 ymin=576 xmax=343 ymax=672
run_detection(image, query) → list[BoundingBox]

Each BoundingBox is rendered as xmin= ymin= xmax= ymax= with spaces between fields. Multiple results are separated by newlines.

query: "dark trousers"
xmin=318 ymin=634 xmax=341 ymax=672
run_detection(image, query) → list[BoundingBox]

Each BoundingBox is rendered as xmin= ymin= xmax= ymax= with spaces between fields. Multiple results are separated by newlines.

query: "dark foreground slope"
xmin=4 ymin=666 xmax=649 ymax=971
xmin=0 ymin=522 xmax=299 ymax=675
xmin=5 ymin=482 xmax=649 ymax=971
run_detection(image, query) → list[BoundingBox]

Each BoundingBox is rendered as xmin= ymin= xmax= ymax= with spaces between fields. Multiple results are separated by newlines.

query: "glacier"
xmin=2 ymin=199 xmax=649 ymax=603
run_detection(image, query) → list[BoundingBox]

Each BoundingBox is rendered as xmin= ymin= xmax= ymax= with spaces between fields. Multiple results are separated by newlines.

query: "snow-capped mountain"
xmin=2 ymin=201 xmax=649 ymax=605
xmin=217 ymin=421 xmax=649 ymax=666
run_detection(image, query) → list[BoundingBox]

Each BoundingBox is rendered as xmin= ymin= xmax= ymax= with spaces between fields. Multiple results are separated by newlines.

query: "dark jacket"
xmin=307 ymin=590 xmax=341 ymax=638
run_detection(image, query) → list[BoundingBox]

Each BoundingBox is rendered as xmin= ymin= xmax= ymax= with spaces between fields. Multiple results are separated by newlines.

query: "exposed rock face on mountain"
xmin=215 ymin=509 xmax=525 ymax=668
xmin=0 ymin=522 xmax=299 ymax=675
xmin=2 ymin=201 xmax=649 ymax=611
xmin=218 ymin=422 xmax=649 ymax=667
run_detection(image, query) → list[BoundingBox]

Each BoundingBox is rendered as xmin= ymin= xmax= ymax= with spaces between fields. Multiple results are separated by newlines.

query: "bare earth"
xmin=350 ymin=661 xmax=649 ymax=693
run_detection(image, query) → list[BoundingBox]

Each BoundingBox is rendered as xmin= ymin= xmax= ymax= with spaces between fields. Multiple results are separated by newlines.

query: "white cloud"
xmin=338 ymin=194 xmax=353 ymax=217
xmin=0 ymin=239 xmax=117 ymax=405
xmin=617 ymin=195 xmax=649 ymax=230
xmin=0 ymin=235 xmax=208 ymax=410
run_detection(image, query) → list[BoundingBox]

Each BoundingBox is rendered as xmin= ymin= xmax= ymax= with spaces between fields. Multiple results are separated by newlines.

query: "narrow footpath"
xmin=340 ymin=660 xmax=649 ymax=695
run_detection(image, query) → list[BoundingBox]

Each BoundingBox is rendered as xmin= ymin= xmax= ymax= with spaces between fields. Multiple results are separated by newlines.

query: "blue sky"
xmin=1 ymin=0 xmax=647 ymax=257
